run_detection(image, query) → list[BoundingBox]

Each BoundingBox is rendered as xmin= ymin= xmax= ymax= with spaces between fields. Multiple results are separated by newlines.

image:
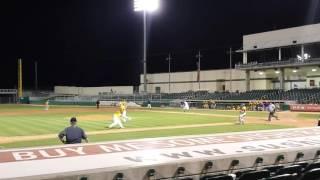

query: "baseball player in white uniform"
xmin=44 ymin=100 xmax=49 ymax=111
xmin=183 ymin=101 xmax=190 ymax=112
xmin=239 ymin=104 xmax=246 ymax=125
xmin=268 ymin=103 xmax=279 ymax=121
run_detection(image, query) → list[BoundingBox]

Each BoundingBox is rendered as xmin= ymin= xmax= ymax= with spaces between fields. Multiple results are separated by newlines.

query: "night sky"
xmin=1 ymin=0 xmax=320 ymax=89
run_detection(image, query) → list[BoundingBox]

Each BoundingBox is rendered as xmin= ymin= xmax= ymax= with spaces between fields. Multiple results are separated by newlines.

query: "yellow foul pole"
xmin=18 ymin=58 xmax=23 ymax=98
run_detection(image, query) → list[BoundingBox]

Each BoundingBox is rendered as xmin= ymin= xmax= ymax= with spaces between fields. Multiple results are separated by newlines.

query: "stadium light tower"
xmin=134 ymin=0 xmax=159 ymax=93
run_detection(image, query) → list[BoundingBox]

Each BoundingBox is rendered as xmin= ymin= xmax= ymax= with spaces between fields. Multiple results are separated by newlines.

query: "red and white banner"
xmin=1 ymin=128 xmax=320 ymax=179
xmin=290 ymin=104 xmax=320 ymax=112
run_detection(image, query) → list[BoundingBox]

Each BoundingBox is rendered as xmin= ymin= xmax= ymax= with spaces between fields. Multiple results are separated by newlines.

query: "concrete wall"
xmin=243 ymin=23 xmax=320 ymax=51
xmin=139 ymin=68 xmax=320 ymax=93
xmin=54 ymin=86 xmax=134 ymax=95
xmin=55 ymin=68 xmax=320 ymax=95
xmin=140 ymin=69 xmax=257 ymax=93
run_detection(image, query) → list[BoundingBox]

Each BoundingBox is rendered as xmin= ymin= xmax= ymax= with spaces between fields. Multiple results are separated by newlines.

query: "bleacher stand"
xmin=157 ymin=88 xmax=320 ymax=104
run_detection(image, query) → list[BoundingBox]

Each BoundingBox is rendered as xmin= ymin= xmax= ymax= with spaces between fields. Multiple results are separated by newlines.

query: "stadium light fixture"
xmin=134 ymin=0 xmax=159 ymax=12
xmin=304 ymin=53 xmax=311 ymax=60
xmin=134 ymin=0 xmax=159 ymax=93
xmin=297 ymin=53 xmax=311 ymax=61
xmin=297 ymin=55 xmax=302 ymax=61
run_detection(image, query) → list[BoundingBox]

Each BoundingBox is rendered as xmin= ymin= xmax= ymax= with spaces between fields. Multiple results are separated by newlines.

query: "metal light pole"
xmin=196 ymin=51 xmax=202 ymax=90
xmin=143 ymin=10 xmax=147 ymax=93
xmin=18 ymin=58 xmax=23 ymax=98
xmin=229 ymin=47 xmax=232 ymax=92
xmin=134 ymin=0 xmax=159 ymax=93
xmin=166 ymin=53 xmax=172 ymax=93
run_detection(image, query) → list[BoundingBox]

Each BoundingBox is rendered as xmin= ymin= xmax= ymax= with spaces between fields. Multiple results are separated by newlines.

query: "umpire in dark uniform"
xmin=58 ymin=117 xmax=88 ymax=144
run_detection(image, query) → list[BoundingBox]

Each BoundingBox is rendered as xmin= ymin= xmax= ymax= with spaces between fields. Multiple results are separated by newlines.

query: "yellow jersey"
xmin=120 ymin=104 xmax=126 ymax=113
xmin=240 ymin=106 xmax=246 ymax=113
xmin=114 ymin=111 xmax=121 ymax=118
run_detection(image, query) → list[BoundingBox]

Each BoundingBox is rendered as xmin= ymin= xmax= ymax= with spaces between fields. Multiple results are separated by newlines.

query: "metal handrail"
xmin=235 ymin=58 xmax=320 ymax=69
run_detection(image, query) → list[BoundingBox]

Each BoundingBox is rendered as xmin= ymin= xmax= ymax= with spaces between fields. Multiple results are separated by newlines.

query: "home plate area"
xmin=1 ymin=128 xmax=320 ymax=180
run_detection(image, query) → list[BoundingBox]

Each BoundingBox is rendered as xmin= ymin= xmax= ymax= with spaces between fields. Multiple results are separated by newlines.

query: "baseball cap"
xmin=70 ymin=117 xmax=77 ymax=123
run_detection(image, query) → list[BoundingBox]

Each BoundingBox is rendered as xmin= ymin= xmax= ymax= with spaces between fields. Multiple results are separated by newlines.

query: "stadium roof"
xmin=237 ymin=23 xmax=320 ymax=52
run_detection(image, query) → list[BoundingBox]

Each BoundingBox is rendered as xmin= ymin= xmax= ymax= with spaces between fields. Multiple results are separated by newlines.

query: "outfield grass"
xmin=0 ymin=108 xmax=238 ymax=136
xmin=148 ymin=107 xmax=269 ymax=117
xmin=297 ymin=113 xmax=320 ymax=120
xmin=0 ymin=124 xmax=293 ymax=149
xmin=0 ymin=104 xmax=296 ymax=149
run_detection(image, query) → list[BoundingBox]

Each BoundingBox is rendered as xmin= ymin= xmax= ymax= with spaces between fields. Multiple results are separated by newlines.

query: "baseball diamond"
xmin=2 ymin=3 xmax=320 ymax=180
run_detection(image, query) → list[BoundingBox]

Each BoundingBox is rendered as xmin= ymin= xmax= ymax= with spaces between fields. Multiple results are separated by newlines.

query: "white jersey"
xmin=268 ymin=104 xmax=276 ymax=112
xmin=183 ymin=101 xmax=189 ymax=110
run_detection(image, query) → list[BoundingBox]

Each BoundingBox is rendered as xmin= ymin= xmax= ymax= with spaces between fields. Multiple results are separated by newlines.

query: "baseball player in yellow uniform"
xmin=239 ymin=104 xmax=246 ymax=125
xmin=119 ymin=101 xmax=131 ymax=122
xmin=108 ymin=111 xmax=124 ymax=129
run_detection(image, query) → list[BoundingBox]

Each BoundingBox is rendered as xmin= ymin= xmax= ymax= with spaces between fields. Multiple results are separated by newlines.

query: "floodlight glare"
xmin=312 ymin=68 xmax=317 ymax=72
xmin=134 ymin=0 xmax=159 ymax=12
xmin=293 ymin=69 xmax=298 ymax=73
xmin=304 ymin=53 xmax=311 ymax=60
xmin=297 ymin=55 xmax=302 ymax=61
xmin=275 ymin=70 xmax=280 ymax=74
xmin=259 ymin=71 xmax=264 ymax=75
xmin=297 ymin=53 xmax=310 ymax=60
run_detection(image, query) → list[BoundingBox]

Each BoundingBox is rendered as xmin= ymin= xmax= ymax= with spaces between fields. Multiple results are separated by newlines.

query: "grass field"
xmin=0 ymin=104 xmax=316 ymax=149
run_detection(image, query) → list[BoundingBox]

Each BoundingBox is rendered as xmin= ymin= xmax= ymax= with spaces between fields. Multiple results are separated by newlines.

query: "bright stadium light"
xmin=297 ymin=55 xmax=302 ymax=61
xmin=134 ymin=0 xmax=159 ymax=12
xmin=304 ymin=53 xmax=311 ymax=60
xmin=275 ymin=70 xmax=280 ymax=74
xmin=259 ymin=71 xmax=264 ymax=75
xmin=312 ymin=68 xmax=317 ymax=72
xmin=293 ymin=69 xmax=298 ymax=73
xmin=297 ymin=53 xmax=311 ymax=61
xmin=134 ymin=0 xmax=160 ymax=93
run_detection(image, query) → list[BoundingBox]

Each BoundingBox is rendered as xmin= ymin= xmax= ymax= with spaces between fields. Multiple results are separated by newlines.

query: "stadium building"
xmin=139 ymin=23 xmax=320 ymax=94
xmin=51 ymin=23 xmax=320 ymax=106
xmin=47 ymin=24 xmax=320 ymax=108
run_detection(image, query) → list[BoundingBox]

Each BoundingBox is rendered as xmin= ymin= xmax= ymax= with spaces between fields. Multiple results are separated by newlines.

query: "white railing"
xmin=0 ymin=89 xmax=17 ymax=94
xmin=236 ymin=58 xmax=320 ymax=69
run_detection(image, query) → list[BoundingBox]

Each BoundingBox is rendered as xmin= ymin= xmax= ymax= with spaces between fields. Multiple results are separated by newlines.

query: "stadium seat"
xmin=300 ymin=168 xmax=320 ymax=180
xmin=303 ymin=162 xmax=320 ymax=172
xmin=179 ymin=178 xmax=193 ymax=180
xmin=264 ymin=165 xmax=284 ymax=173
xmin=200 ymin=174 xmax=234 ymax=180
xmin=113 ymin=172 xmax=124 ymax=180
xmin=238 ymin=169 xmax=270 ymax=180
xmin=264 ymin=174 xmax=297 ymax=180
xmin=97 ymin=87 xmax=320 ymax=104
xmin=276 ymin=165 xmax=302 ymax=175
xmin=214 ymin=88 xmax=320 ymax=104
xmin=294 ymin=162 xmax=309 ymax=169
xmin=235 ymin=169 xmax=255 ymax=177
